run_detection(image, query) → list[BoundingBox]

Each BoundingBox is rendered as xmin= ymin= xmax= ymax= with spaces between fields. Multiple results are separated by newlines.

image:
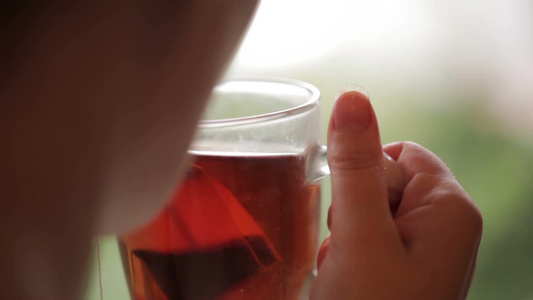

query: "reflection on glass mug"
xmin=118 ymin=79 xmax=404 ymax=300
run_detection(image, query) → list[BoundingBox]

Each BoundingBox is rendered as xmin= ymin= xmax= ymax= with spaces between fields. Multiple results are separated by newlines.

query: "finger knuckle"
xmin=432 ymin=189 xmax=483 ymax=238
xmin=403 ymin=141 xmax=436 ymax=155
xmin=329 ymin=150 xmax=382 ymax=173
xmin=458 ymin=197 xmax=483 ymax=237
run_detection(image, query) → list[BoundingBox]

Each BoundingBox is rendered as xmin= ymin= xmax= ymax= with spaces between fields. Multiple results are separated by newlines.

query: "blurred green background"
xmin=85 ymin=1 xmax=533 ymax=299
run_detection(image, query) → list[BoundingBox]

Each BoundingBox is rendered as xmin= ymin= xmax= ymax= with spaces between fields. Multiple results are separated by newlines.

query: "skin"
xmin=0 ymin=2 xmax=482 ymax=300
xmin=1 ymin=1 xmax=258 ymax=299
xmin=313 ymin=91 xmax=482 ymax=300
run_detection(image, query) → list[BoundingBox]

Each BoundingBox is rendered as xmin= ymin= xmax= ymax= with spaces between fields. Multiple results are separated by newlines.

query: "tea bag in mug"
xmin=123 ymin=165 xmax=279 ymax=300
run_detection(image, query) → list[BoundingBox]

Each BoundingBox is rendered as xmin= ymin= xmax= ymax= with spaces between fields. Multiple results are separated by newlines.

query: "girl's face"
xmin=4 ymin=0 xmax=258 ymax=235
xmin=94 ymin=0 xmax=259 ymax=234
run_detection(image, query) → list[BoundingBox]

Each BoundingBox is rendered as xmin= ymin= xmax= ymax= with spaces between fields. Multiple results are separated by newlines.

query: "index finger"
xmin=386 ymin=142 xmax=482 ymax=290
xmin=383 ymin=141 xmax=458 ymax=218
xmin=383 ymin=141 xmax=453 ymax=182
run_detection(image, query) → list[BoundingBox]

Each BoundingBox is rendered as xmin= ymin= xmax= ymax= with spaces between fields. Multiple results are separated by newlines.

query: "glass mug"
xmin=118 ymin=78 xmax=328 ymax=300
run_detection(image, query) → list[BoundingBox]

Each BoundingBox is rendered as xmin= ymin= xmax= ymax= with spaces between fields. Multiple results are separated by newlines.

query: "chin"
xmin=95 ymin=132 xmax=193 ymax=236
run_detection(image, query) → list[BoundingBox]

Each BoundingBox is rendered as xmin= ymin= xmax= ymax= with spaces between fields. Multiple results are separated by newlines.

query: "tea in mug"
xmin=120 ymin=151 xmax=320 ymax=300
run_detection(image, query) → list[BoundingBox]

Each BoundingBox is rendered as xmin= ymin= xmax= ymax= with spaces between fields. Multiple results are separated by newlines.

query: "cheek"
xmin=87 ymin=0 xmax=259 ymax=235
xmin=96 ymin=100 xmax=203 ymax=235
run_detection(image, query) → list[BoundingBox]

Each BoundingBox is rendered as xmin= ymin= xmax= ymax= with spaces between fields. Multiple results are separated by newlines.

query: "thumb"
xmin=327 ymin=86 xmax=398 ymax=254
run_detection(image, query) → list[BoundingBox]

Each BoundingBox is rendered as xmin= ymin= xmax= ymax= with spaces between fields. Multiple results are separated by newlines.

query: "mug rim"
xmin=199 ymin=77 xmax=321 ymax=128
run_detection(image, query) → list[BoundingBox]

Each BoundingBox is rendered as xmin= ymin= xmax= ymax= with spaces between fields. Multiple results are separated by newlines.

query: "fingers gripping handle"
xmin=307 ymin=145 xmax=406 ymax=212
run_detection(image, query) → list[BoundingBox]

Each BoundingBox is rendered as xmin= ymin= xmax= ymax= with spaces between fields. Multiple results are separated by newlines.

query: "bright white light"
xmin=233 ymin=0 xmax=435 ymax=70
xmin=234 ymin=1 xmax=345 ymax=68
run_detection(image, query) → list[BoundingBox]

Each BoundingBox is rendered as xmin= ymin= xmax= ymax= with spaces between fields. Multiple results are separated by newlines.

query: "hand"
xmin=311 ymin=88 xmax=482 ymax=300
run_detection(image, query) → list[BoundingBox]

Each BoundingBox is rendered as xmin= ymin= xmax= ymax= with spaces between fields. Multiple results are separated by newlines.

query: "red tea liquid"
xmin=119 ymin=152 xmax=320 ymax=300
